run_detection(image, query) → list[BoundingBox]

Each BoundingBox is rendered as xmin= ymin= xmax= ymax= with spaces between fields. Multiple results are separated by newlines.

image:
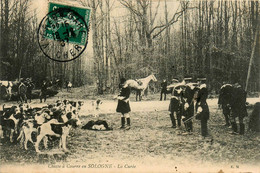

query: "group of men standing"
xmin=14 ymin=79 xmax=72 ymax=103
xmin=167 ymin=77 xmax=210 ymax=137
xmin=166 ymin=77 xmax=248 ymax=137
xmin=218 ymin=83 xmax=248 ymax=135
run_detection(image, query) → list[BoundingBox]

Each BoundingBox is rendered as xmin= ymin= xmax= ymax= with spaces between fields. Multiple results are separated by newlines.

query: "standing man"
xmin=218 ymin=83 xmax=233 ymax=127
xmin=195 ymin=77 xmax=210 ymax=138
xmin=40 ymin=79 xmax=48 ymax=103
xmin=25 ymin=78 xmax=35 ymax=103
xmin=168 ymin=83 xmax=184 ymax=128
xmin=230 ymin=83 xmax=248 ymax=135
xmin=160 ymin=79 xmax=168 ymax=101
xmin=18 ymin=78 xmax=28 ymax=103
xmin=116 ymin=78 xmax=131 ymax=130
xmin=182 ymin=77 xmax=197 ymax=134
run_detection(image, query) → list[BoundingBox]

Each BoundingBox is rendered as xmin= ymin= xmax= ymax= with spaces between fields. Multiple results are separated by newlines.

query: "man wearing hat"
xmin=166 ymin=78 xmax=179 ymax=95
xmin=25 ymin=78 xmax=35 ymax=103
xmin=195 ymin=77 xmax=210 ymax=137
xmin=182 ymin=76 xmax=197 ymax=134
xmin=160 ymin=79 xmax=168 ymax=101
xmin=116 ymin=78 xmax=131 ymax=130
xmin=40 ymin=79 xmax=48 ymax=103
xmin=229 ymin=83 xmax=248 ymax=135
xmin=218 ymin=82 xmax=233 ymax=127
xmin=168 ymin=82 xmax=185 ymax=128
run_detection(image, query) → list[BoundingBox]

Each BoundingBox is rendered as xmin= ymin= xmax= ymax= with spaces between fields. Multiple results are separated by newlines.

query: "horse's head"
xmin=151 ymin=74 xmax=157 ymax=82
xmin=122 ymin=80 xmax=131 ymax=88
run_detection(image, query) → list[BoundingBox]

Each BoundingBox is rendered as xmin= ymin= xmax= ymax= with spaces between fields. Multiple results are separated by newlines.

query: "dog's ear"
xmin=66 ymin=112 xmax=72 ymax=119
xmin=96 ymin=99 xmax=101 ymax=104
xmin=66 ymin=119 xmax=78 ymax=127
xmin=78 ymin=101 xmax=84 ymax=105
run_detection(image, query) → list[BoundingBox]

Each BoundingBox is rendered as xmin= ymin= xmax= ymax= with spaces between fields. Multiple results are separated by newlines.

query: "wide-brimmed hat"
xmin=184 ymin=76 xmax=192 ymax=81
xmin=172 ymin=78 xmax=179 ymax=83
xmin=197 ymin=77 xmax=206 ymax=82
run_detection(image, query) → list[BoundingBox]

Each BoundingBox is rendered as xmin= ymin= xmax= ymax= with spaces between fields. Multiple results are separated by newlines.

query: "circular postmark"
xmin=37 ymin=8 xmax=89 ymax=62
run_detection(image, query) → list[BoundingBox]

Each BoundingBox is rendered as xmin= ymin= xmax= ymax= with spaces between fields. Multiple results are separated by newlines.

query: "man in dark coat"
xmin=25 ymin=78 xmax=35 ymax=103
xmin=160 ymin=79 xmax=168 ymax=101
xmin=182 ymin=77 xmax=198 ymax=133
xmin=195 ymin=78 xmax=210 ymax=137
xmin=18 ymin=78 xmax=28 ymax=103
xmin=168 ymin=84 xmax=185 ymax=128
xmin=218 ymin=83 xmax=233 ymax=127
xmin=229 ymin=83 xmax=248 ymax=135
xmin=40 ymin=80 xmax=48 ymax=103
xmin=116 ymin=78 xmax=131 ymax=129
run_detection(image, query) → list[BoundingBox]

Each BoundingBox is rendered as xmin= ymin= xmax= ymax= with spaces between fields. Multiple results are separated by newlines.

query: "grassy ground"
xmin=0 ymin=88 xmax=259 ymax=173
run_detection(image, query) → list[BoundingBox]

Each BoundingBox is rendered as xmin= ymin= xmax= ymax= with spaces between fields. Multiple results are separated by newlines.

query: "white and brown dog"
xmin=1 ymin=105 xmax=23 ymax=142
xmin=91 ymin=99 xmax=102 ymax=118
xmin=17 ymin=109 xmax=52 ymax=150
xmin=17 ymin=119 xmax=37 ymax=150
xmin=34 ymin=111 xmax=81 ymax=153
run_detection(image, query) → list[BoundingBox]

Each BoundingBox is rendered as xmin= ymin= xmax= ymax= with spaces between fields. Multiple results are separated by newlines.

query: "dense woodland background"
xmin=0 ymin=0 xmax=259 ymax=94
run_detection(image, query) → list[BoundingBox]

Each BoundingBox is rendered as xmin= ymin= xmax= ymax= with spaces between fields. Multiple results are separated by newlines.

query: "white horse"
xmin=0 ymin=81 xmax=13 ymax=100
xmin=125 ymin=74 xmax=157 ymax=101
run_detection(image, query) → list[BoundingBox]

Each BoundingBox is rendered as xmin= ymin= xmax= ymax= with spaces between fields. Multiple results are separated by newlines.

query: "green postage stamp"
xmin=38 ymin=1 xmax=91 ymax=62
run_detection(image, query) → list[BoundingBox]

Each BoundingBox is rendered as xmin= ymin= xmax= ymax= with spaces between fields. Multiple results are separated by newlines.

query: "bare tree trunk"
xmin=245 ymin=14 xmax=259 ymax=91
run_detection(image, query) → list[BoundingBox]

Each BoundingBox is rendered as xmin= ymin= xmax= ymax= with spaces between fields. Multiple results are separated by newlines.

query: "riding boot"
xmin=169 ymin=113 xmax=176 ymax=128
xmin=231 ymin=122 xmax=238 ymax=133
xmin=126 ymin=118 xmax=131 ymax=130
xmin=177 ymin=114 xmax=181 ymax=127
xmin=126 ymin=118 xmax=130 ymax=126
xmin=188 ymin=121 xmax=193 ymax=132
xmin=239 ymin=123 xmax=245 ymax=135
xmin=224 ymin=114 xmax=231 ymax=126
xmin=120 ymin=117 xmax=125 ymax=129
xmin=183 ymin=119 xmax=193 ymax=132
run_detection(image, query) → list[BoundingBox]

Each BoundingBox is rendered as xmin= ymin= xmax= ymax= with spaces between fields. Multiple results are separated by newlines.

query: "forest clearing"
xmin=0 ymin=89 xmax=259 ymax=172
xmin=0 ymin=0 xmax=259 ymax=172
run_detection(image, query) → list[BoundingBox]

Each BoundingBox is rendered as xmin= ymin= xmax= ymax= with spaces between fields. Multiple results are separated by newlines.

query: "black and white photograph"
xmin=0 ymin=0 xmax=259 ymax=172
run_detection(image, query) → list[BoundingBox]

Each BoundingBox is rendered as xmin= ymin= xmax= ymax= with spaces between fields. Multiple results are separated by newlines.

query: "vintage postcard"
xmin=0 ymin=0 xmax=259 ymax=173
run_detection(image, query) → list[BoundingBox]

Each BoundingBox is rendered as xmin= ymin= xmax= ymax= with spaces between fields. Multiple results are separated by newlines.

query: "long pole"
xmin=245 ymin=23 xmax=259 ymax=91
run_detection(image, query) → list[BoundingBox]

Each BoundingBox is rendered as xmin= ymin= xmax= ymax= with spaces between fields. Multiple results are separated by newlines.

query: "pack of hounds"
xmin=0 ymin=99 xmax=111 ymax=153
